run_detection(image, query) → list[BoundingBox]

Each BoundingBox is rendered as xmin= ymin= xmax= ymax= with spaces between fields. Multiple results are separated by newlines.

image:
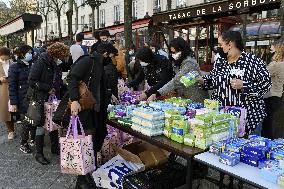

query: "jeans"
xmin=250 ymin=121 xmax=263 ymax=136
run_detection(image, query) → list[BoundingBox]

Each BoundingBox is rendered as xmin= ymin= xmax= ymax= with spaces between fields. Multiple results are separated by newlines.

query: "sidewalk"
xmin=0 ymin=122 xmax=76 ymax=189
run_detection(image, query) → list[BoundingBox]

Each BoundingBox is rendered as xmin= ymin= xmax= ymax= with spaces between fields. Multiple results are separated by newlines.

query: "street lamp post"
xmin=86 ymin=0 xmax=107 ymax=37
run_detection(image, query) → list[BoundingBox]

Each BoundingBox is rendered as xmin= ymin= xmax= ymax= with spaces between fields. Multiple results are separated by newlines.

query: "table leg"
xmin=186 ymin=157 xmax=194 ymax=189
xmin=229 ymin=176 xmax=234 ymax=189
xmin=238 ymin=180 xmax=244 ymax=189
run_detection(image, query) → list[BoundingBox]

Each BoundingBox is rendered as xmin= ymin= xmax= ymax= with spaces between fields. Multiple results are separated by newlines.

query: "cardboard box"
xmin=116 ymin=141 xmax=169 ymax=169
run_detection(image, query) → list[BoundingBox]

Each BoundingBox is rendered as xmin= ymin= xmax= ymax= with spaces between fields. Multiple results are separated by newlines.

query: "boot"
xmin=35 ymin=135 xmax=50 ymax=165
xmin=49 ymin=130 xmax=60 ymax=155
xmin=75 ymin=175 xmax=93 ymax=189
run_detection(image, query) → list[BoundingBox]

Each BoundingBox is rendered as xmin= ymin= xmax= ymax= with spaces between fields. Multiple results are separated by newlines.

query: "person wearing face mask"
xmin=149 ymin=42 xmax=169 ymax=60
xmin=198 ymin=31 xmax=272 ymax=136
xmin=0 ymin=47 xmax=15 ymax=140
xmin=67 ymin=41 xmax=110 ymax=189
xmin=97 ymin=43 xmax=119 ymax=100
xmin=127 ymin=44 xmax=140 ymax=81
xmin=127 ymin=47 xmax=173 ymax=100
xmin=26 ymin=42 xmax=70 ymax=165
xmin=147 ymin=37 xmax=209 ymax=102
xmin=8 ymin=45 xmax=36 ymax=153
xmin=90 ymin=30 xmax=101 ymax=54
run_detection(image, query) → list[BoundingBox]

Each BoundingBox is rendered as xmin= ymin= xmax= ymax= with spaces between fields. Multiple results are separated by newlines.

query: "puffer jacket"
xmin=27 ymin=52 xmax=62 ymax=102
xmin=8 ymin=60 xmax=32 ymax=113
xmin=158 ymin=56 xmax=209 ymax=103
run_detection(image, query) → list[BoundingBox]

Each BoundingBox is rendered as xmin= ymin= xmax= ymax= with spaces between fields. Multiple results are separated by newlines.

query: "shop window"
xmin=100 ymin=9 xmax=105 ymax=27
xmin=89 ymin=14 xmax=93 ymax=29
xmin=267 ymin=9 xmax=279 ymax=18
xmin=176 ymin=0 xmax=186 ymax=8
xmin=81 ymin=15 xmax=85 ymax=30
xmin=132 ymin=1 xmax=138 ymax=20
xmin=154 ymin=0 xmax=161 ymax=13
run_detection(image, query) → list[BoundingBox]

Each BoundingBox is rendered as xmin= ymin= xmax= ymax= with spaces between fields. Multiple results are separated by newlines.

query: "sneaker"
xmin=8 ymin=132 xmax=15 ymax=140
xmin=20 ymin=144 xmax=32 ymax=154
xmin=28 ymin=140 xmax=35 ymax=147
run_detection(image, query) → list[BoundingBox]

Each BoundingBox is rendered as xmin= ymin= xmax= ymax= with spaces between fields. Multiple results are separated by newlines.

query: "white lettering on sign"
xmin=166 ymin=0 xmax=279 ymax=21
xmin=236 ymin=2 xmax=242 ymax=8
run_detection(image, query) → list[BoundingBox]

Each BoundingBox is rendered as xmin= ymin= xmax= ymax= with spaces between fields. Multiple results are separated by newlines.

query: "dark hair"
xmin=135 ymin=47 xmax=154 ymax=63
xmin=97 ymin=43 xmax=117 ymax=55
xmin=0 ymin=47 xmax=11 ymax=56
xmin=170 ymin=37 xmax=194 ymax=66
xmin=17 ymin=45 xmax=32 ymax=59
xmin=130 ymin=44 xmax=136 ymax=51
xmin=100 ymin=30 xmax=110 ymax=37
xmin=76 ymin=33 xmax=85 ymax=42
xmin=221 ymin=31 xmax=244 ymax=51
xmin=94 ymin=30 xmax=101 ymax=40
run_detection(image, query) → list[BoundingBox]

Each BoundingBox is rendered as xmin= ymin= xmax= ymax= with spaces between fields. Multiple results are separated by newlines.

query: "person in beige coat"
xmin=262 ymin=42 xmax=284 ymax=139
xmin=0 ymin=47 xmax=14 ymax=140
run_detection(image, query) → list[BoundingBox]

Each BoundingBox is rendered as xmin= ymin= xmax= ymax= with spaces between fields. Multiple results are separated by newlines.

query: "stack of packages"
xmin=180 ymin=71 xmax=199 ymax=87
xmin=108 ymin=104 xmax=137 ymax=126
xmin=210 ymin=135 xmax=284 ymax=187
xmin=131 ymin=107 xmax=165 ymax=136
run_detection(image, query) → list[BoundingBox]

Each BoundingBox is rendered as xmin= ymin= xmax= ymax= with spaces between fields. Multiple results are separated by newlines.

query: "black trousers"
xmin=262 ymin=96 xmax=282 ymax=139
xmin=20 ymin=123 xmax=36 ymax=145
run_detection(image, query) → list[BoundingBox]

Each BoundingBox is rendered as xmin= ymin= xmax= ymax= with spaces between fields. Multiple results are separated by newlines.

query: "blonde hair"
xmin=273 ymin=44 xmax=284 ymax=62
xmin=47 ymin=42 xmax=69 ymax=59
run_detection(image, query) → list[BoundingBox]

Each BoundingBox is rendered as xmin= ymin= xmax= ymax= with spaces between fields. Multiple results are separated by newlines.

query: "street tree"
xmin=38 ymin=0 xmax=51 ymax=43
xmin=49 ymin=0 xmax=67 ymax=39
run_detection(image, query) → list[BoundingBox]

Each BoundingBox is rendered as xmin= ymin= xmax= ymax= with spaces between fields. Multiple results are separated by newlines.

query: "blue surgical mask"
xmin=24 ymin=53 xmax=33 ymax=62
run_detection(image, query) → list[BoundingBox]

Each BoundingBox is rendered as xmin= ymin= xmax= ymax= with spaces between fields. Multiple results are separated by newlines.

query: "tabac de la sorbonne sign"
xmin=153 ymin=0 xmax=281 ymax=23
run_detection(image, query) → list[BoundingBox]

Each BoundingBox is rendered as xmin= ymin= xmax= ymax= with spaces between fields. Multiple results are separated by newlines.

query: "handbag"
xmin=68 ymin=61 xmax=96 ymax=111
xmin=53 ymin=92 xmax=71 ymax=128
xmin=24 ymin=89 xmax=44 ymax=126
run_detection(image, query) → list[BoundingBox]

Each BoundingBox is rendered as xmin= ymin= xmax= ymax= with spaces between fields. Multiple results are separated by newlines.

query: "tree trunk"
xmin=67 ymin=0 xmax=73 ymax=43
xmin=57 ymin=11 xmax=62 ymax=39
xmin=124 ymin=0 xmax=132 ymax=50
xmin=45 ymin=15 xmax=48 ymax=43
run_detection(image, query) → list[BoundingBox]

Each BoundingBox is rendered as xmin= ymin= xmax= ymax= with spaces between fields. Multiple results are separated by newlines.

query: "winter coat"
xmin=104 ymin=57 xmax=119 ymax=98
xmin=27 ymin=52 xmax=62 ymax=102
xmin=158 ymin=56 xmax=209 ymax=103
xmin=67 ymin=54 xmax=110 ymax=151
xmin=8 ymin=60 xmax=32 ymax=114
xmin=128 ymin=55 xmax=173 ymax=97
xmin=0 ymin=60 xmax=13 ymax=122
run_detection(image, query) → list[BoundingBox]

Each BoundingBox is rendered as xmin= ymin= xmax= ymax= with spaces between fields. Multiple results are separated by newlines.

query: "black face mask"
xmin=216 ymin=47 xmax=228 ymax=60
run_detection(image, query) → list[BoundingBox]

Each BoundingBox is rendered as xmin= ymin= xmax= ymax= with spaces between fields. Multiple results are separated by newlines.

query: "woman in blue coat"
xmin=8 ymin=45 xmax=36 ymax=154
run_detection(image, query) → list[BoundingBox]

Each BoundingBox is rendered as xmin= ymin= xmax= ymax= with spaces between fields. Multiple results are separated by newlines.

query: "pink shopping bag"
xmin=60 ymin=116 xmax=95 ymax=175
xmin=44 ymin=95 xmax=60 ymax=132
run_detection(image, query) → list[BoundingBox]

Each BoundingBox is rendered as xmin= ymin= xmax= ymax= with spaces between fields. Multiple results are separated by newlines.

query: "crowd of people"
xmin=0 ymin=30 xmax=283 ymax=188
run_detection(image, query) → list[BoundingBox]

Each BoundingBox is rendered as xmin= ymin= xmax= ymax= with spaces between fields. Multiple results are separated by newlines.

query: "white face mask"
xmin=129 ymin=50 xmax=134 ymax=55
xmin=140 ymin=61 xmax=149 ymax=67
xmin=172 ymin=52 xmax=182 ymax=60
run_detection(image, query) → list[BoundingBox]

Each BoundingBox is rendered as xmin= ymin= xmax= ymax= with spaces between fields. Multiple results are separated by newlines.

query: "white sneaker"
xmin=8 ymin=132 xmax=15 ymax=140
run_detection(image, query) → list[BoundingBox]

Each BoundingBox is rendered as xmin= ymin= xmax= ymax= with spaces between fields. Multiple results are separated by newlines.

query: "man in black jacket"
xmin=127 ymin=47 xmax=173 ymax=100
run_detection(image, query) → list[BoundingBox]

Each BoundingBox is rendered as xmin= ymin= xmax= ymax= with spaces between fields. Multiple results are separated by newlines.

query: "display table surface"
xmin=107 ymin=119 xmax=204 ymax=159
xmin=194 ymin=152 xmax=283 ymax=189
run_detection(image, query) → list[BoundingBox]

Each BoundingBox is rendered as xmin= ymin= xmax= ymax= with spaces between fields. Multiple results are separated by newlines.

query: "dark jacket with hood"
xmin=8 ymin=59 xmax=32 ymax=113
xmin=67 ymin=54 xmax=110 ymax=151
xmin=27 ymin=52 xmax=62 ymax=102
xmin=128 ymin=55 xmax=173 ymax=97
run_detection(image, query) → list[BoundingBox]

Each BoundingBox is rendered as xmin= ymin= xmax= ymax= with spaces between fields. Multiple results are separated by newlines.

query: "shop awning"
xmin=0 ymin=13 xmax=42 ymax=36
xmin=152 ymin=0 xmax=280 ymax=24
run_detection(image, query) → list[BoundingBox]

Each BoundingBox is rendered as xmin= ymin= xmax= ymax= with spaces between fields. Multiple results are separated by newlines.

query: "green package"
xmin=195 ymin=138 xmax=212 ymax=150
xmin=184 ymin=134 xmax=195 ymax=147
